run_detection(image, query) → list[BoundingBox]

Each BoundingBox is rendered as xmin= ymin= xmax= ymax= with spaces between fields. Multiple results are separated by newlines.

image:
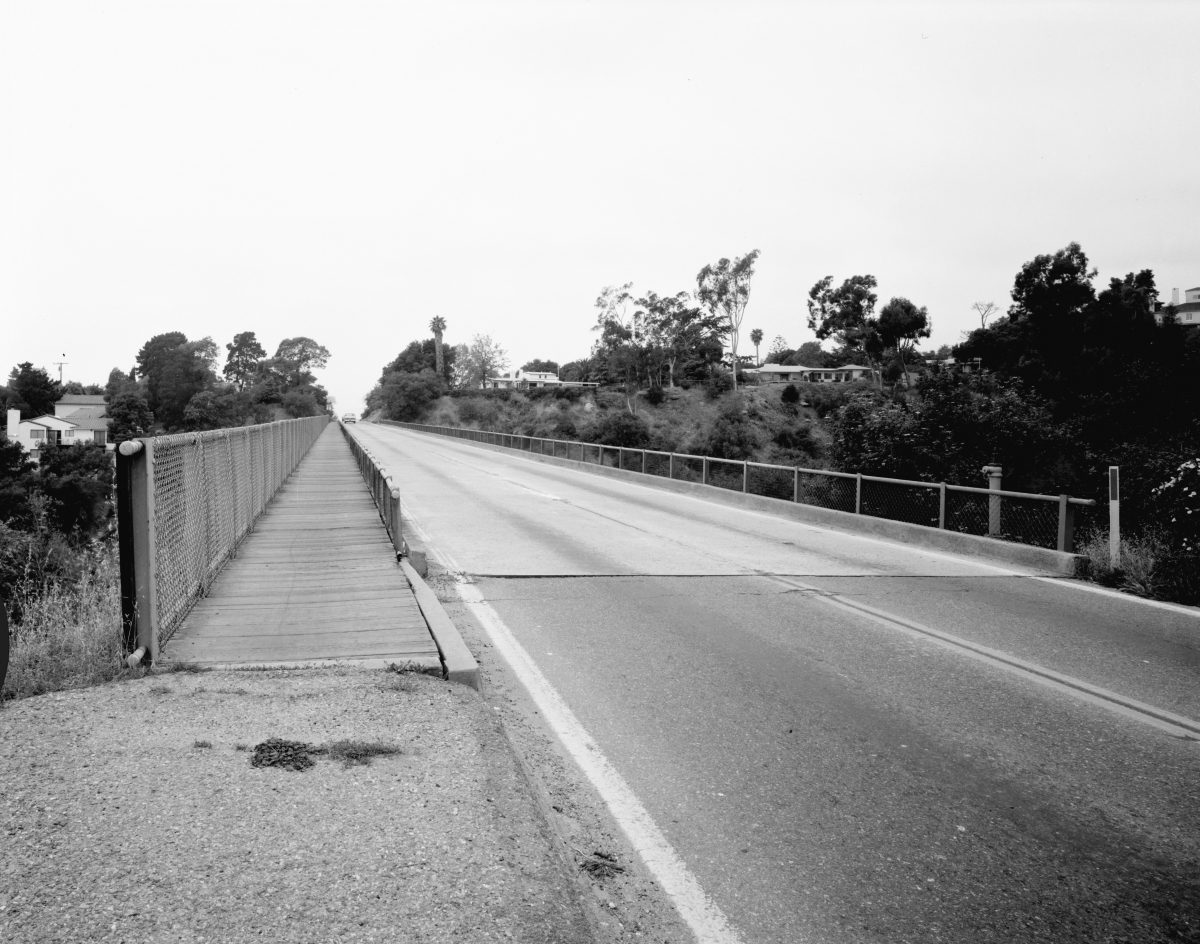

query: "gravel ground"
xmin=0 ymin=666 xmax=597 ymax=944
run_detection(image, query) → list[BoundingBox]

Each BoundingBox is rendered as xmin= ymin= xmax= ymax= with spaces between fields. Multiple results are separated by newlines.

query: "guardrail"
xmin=115 ymin=414 xmax=329 ymax=665
xmin=339 ymin=422 xmax=402 ymax=556
xmin=383 ymin=421 xmax=1096 ymax=555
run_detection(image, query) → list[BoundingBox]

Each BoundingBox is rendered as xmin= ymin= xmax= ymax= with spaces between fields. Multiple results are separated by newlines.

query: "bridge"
xmin=113 ymin=415 xmax=1200 ymax=943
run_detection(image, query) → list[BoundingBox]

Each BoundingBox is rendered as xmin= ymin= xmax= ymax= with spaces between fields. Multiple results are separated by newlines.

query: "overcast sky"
xmin=2 ymin=0 xmax=1197 ymax=413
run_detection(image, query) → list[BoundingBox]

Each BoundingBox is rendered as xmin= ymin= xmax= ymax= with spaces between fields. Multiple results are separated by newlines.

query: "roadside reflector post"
xmin=983 ymin=464 xmax=1003 ymax=535
xmin=1109 ymin=466 xmax=1120 ymax=570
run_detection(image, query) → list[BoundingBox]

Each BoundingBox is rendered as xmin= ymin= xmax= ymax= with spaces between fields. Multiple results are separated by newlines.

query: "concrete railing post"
xmin=1057 ymin=495 xmax=1077 ymax=553
xmin=983 ymin=464 xmax=1003 ymax=535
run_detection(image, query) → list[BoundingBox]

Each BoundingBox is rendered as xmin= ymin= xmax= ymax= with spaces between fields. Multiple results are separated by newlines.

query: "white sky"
xmin=2 ymin=0 xmax=1197 ymax=413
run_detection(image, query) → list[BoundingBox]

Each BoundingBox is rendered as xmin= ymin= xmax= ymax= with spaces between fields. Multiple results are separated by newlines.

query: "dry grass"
xmin=2 ymin=552 xmax=135 ymax=703
xmin=1078 ymin=529 xmax=1170 ymax=599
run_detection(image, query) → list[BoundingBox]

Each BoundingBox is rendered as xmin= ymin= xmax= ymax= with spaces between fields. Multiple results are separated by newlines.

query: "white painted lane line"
xmin=399 ymin=501 xmax=745 ymax=944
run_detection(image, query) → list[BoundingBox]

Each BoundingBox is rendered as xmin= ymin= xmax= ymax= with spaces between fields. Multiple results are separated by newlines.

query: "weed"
xmin=214 ymin=687 xmax=250 ymax=696
xmin=149 ymin=684 xmax=171 ymax=695
xmin=578 ymin=850 xmax=624 ymax=879
xmin=382 ymin=676 xmax=421 ymax=694
xmin=165 ymin=662 xmax=209 ymax=674
xmin=251 ymin=738 xmax=318 ymax=771
xmin=234 ymin=744 xmax=249 ymax=752
xmin=193 ymin=740 xmax=212 ymax=749
xmin=1078 ymin=529 xmax=1169 ymax=598
xmin=386 ymin=660 xmax=441 ymax=676
xmin=2 ymin=551 xmax=129 ymax=702
xmin=321 ymin=739 xmax=402 ymax=768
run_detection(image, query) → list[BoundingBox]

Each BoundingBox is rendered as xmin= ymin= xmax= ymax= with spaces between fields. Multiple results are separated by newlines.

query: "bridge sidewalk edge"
xmin=401 ymin=558 xmax=482 ymax=691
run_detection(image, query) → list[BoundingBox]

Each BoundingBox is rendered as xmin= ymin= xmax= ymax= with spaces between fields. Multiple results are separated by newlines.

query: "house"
xmin=482 ymin=369 xmax=598 ymax=390
xmin=1154 ymin=286 xmax=1200 ymax=326
xmin=5 ymin=393 xmax=113 ymax=461
xmin=745 ymin=364 xmax=877 ymax=384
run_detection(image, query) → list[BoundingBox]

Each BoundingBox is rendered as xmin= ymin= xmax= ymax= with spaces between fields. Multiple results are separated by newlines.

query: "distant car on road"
xmin=342 ymin=413 xmax=357 ymax=424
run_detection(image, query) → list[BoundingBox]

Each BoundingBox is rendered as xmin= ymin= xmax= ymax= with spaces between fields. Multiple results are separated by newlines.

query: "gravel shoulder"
xmin=0 ymin=666 xmax=596 ymax=944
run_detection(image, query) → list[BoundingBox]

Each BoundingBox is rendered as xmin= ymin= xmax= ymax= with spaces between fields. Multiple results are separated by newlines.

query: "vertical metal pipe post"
xmin=642 ymin=450 xmax=646 ymax=474
xmin=793 ymin=469 xmax=800 ymax=503
xmin=984 ymin=464 xmax=1003 ymax=535
xmin=743 ymin=461 xmax=749 ymax=493
xmin=855 ymin=473 xmax=862 ymax=514
xmin=703 ymin=457 xmax=709 ymax=485
xmin=669 ymin=453 xmax=675 ymax=480
xmin=938 ymin=483 xmax=946 ymax=529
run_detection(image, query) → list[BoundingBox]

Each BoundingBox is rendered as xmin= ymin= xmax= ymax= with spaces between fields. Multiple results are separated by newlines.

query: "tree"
xmin=449 ymin=343 xmax=472 ymax=389
xmin=224 ymin=331 xmax=266 ymax=390
xmin=378 ymin=369 xmax=444 ymax=422
xmin=971 ymin=301 xmax=998 ymax=330
xmin=877 ymin=297 xmax=931 ymax=384
xmin=106 ymin=391 xmax=154 ymax=444
xmin=136 ymin=333 xmax=218 ymax=430
xmin=795 ymin=341 xmax=834 ymax=367
xmin=0 ymin=438 xmax=36 ymax=527
xmin=749 ymin=328 xmax=764 ymax=366
xmin=806 ymin=275 xmax=882 ymax=384
xmin=638 ymin=291 xmax=726 ymax=388
xmin=767 ymin=335 xmax=789 ymax=360
xmin=696 ymin=250 xmax=760 ymax=392
xmin=36 ymin=445 xmax=114 ymax=536
xmin=7 ymin=363 xmax=60 ymax=418
xmin=593 ymin=283 xmax=636 ymax=337
xmin=460 ymin=335 xmax=509 ymax=387
xmin=273 ymin=337 xmax=330 ymax=388
xmin=430 ymin=317 xmax=447 ymax=378
xmin=521 ymin=359 xmax=560 ymax=374
xmin=183 ymin=389 xmax=252 ymax=430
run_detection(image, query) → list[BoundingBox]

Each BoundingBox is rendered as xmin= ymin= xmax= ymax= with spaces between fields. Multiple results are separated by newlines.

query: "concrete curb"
xmin=174 ymin=658 xmax=444 ymax=672
xmin=401 ymin=559 xmax=482 ymax=691
xmin=409 ymin=434 xmax=1085 ymax=576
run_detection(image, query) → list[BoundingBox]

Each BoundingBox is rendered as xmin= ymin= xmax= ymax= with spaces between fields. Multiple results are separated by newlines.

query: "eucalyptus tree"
xmin=696 ymin=250 xmax=760 ymax=391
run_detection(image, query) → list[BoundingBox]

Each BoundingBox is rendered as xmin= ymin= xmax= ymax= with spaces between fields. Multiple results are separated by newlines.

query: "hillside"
xmin=384 ymin=381 xmax=876 ymax=470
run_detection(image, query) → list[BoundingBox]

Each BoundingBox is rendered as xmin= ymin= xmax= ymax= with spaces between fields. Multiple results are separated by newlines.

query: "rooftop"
xmin=57 ymin=394 xmax=106 ymax=406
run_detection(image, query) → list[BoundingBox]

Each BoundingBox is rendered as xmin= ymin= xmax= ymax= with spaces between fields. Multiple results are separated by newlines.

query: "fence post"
xmin=855 ymin=473 xmax=862 ymax=514
xmin=642 ymin=450 xmax=647 ymax=475
xmin=703 ymin=457 xmax=710 ymax=486
xmin=983 ymin=464 xmax=1003 ymax=535
xmin=117 ymin=439 xmax=158 ymax=666
xmin=743 ymin=461 xmax=749 ymax=493
xmin=618 ymin=448 xmax=624 ymax=471
xmin=1109 ymin=466 xmax=1120 ymax=568
xmin=793 ymin=468 xmax=800 ymax=503
xmin=669 ymin=453 xmax=675 ymax=480
xmin=938 ymin=483 xmax=946 ymax=529
xmin=1057 ymin=495 xmax=1077 ymax=553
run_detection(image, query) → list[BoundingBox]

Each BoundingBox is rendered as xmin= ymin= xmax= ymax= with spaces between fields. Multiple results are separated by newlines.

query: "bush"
xmin=281 ymin=390 xmax=321 ymax=418
xmin=1153 ymin=458 xmax=1200 ymax=555
xmin=645 ymin=386 xmax=665 ymax=406
xmin=36 ymin=445 xmax=114 ymax=537
xmin=698 ymin=400 xmax=762 ymax=460
xmin=772 ymin=422 xmax=819 ymax=459
xmin=704 ymin=371 xmax=734 ymax=400
xmin=780 ymin=384 xmax=800 ymax=406
xmin=594 ymin=411 xmax=651 ymax=448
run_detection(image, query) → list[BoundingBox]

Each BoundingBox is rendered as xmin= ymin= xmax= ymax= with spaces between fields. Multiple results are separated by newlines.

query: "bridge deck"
xmin=163 ymin=424 xmax=440 ymax=666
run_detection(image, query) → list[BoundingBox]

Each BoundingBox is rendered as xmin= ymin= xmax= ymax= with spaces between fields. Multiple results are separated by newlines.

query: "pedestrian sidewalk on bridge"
xmin=165 ymin=423 xmax=441 ymax=667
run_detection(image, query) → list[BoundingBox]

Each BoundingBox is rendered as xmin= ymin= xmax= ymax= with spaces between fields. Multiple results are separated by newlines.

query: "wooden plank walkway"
xmin=163 ymin=424 xmax=441 ymax=666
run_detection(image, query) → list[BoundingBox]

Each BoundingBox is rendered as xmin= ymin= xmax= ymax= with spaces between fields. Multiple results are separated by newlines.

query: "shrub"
xmin=1153 ymin=458 xmax=1200 ymax=555
xmin=594 ymin=411 xmax=651 ymax=448
xmin=704 ymin=371 xmax=733 ymax=400
xmin=698 ymin=400 xmax=762 ymax=460
xmin=780 ymin=384 xmax=800 ymax=406
xmin=379 ymin=369 xmax=444 ymax=422
xmin=645 ymin=386 xmax=665 ymax=406
xmin=281 ymin=390 xmax=320 ymax=418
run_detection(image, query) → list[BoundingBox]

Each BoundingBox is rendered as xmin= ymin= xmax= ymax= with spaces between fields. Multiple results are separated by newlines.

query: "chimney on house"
xmin=6 ymin=409 xmax=20 ymax=441
xmin=1172 ymin=287 xmax=1180 ymax=306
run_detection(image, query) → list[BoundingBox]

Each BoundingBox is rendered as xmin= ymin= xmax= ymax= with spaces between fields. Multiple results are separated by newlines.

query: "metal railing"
xmin=339 ymin=422 xmax=402 ymax=556
xmin=383 ymin=420 xmax=1095 ymax=555
xmin=116 ymin=415 xmax=329 ymax=665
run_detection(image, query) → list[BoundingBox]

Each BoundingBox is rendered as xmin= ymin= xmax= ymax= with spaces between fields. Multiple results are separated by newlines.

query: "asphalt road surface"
xmin=352 ymin=423 xmax=1200 ymax=944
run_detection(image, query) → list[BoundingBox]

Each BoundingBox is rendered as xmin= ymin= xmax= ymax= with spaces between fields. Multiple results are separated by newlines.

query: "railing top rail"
xmin=143 ymin=414 xmax=325 ymax=449
xmin=394 ymin=420 xmax=1092 ymax=506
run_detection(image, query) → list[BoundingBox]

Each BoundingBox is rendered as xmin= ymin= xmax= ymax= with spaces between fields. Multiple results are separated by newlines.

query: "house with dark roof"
xmin=4 ymin=392 xmax=112 ymax=460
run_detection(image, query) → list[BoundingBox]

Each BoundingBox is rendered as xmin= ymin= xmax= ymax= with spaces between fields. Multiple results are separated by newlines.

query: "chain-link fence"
xmin=383 ymin=421 xmax=1094 ymax=554
xmin=117 ymin=415 xmax=328 ymax=659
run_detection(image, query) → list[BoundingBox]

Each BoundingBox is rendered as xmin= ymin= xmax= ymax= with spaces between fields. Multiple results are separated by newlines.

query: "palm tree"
xmin=429 ymin=316 xmax=447 ymax=378
xmin=750 ymin=328 xmax=764 ymax=366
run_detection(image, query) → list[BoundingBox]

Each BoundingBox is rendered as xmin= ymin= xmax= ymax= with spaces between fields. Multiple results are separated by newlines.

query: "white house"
xmin=745 ymin=364 xmax=877 ymax=385
xmin=1154 ymin=286 xmax=1200 ymax=326
xmin=6 ymin=393 xmax=112 ymax=461
xmin=482 ymin=369 xmax=598 ymax=390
